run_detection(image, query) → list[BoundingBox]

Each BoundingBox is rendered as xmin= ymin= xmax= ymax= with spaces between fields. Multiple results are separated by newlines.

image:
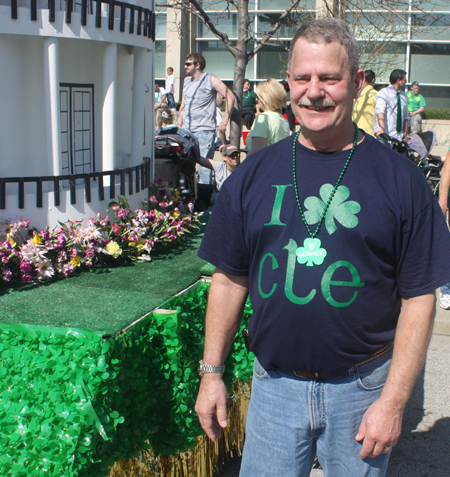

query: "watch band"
xmin=198 ymin=360 xmax=225 ymax=376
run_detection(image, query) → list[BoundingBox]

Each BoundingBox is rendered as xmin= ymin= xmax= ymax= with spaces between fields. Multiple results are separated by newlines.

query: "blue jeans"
xmin=166 ymin=93 xmax=176 ymax=109
xmin=240 ymin=351 xmax=393 ymax=477
xmin=194 ymin=130 xmax=215 ymax=184
xmin=441 ymin=282 xmax=450 ymax=294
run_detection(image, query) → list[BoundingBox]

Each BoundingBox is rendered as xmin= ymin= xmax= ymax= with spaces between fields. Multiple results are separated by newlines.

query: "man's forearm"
xmin=203 ymin=269 xmax=248 ymax=366
xmin=439 ymin=150 xmax=450 ymax=212
xmin=381 ymin=293 xmax=435 ymax=408
xmin=222 ymin=90 xmax=235 ymax=124
xmin=357 ymin=292 xmax=435 ymax=458
xmin=195 ymin=269 xmax=249 ymax=442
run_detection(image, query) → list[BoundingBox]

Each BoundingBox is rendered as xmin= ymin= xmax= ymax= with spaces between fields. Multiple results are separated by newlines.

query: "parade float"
xmin=0 ymin=0 xmax=253 ymax=474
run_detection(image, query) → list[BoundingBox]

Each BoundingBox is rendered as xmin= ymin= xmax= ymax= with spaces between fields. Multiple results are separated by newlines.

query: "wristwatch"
xmin=198 ymin=360 xmax=225 ymax=376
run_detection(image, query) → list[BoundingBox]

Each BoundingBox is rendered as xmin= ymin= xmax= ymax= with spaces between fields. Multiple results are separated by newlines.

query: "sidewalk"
xmin=218 ymin=292 xmax=450 ymax=477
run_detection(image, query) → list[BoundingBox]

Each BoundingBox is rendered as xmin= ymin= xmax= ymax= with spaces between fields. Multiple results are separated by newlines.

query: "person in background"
xmin=438 ymin=144 xmax=450 ymax=309
xmin=353 ymin=70 xmax=377 ymax=136
xmin=406 ymin=81 xmax=426 ymax=134
xmin=241 ymin=79 xmax=258 ymax=130
xmin=154 ymin=84 xmax=167 ymax=110
xmin=196 ymin=145 xmax=241 ymax=193
xmin=246 ymin=78 xmax=290 ymax=155
xmin=374 ymin=69 xmax=408 ymax=140
xmin=165 ymin=67 xmax=176 ymax=110
xmin=177 ymin=53 xmax=235 ymax=185
xmin=279 ymin=79 xmax=296 ymax=133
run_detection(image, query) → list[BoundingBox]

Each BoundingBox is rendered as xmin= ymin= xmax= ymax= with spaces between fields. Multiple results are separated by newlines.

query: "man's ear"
xmin=354 ymin=69 xmax=365 ymax=99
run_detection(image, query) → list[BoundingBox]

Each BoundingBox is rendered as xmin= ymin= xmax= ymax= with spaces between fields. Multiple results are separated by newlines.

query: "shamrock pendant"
xmin=296 ymin=238 xmax=327 ymax=267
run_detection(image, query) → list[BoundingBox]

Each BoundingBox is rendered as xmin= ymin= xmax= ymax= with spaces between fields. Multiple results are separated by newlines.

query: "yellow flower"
xmin=171 ymin=211 xmax=181 ymax=218
xmin=173 ymin=190 xmax=180 ymax=200
xmin=106 ymin=241 xmax=122 ymax=258
xmin=32 ymin=234 xmax=42 ymax=245
xmin=70 ymin=255 xmax=81 ymax=267
xmin=7 ymin=237 xmax=16 ymax=247
xmin=136 ymin=238 xmax=146 ymax=249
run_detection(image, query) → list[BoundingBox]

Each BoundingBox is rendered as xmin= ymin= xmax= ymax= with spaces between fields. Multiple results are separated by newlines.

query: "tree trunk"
xmin=230 ymin=53 xmax=247 ymax=147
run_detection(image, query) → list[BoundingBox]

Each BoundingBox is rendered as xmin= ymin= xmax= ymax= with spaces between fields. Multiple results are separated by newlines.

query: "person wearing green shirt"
xmin=406 ymin=81 xmax=426 ymax=134
xmin=242 ymin=79 xmax=258 ymax=130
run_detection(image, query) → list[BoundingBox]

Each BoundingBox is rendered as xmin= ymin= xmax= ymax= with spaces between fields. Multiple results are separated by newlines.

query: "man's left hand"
xmin=355 ymin=397 xmax=404 ymax=459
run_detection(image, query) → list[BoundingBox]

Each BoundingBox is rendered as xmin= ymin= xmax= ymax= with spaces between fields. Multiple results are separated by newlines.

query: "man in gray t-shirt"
xmin=177 ymin=53 xmax=235 ymax=185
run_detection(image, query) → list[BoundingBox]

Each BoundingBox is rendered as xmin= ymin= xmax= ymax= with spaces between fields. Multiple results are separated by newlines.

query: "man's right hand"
xmin=375 ymin=127 xmax=384 ymax=137
xmin=195 ymin=374 xmax=228 ymax=441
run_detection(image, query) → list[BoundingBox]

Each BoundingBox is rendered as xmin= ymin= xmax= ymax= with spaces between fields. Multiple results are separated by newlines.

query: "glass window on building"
xmin=415 ymin=85 xmax=450 ymax=109
xmin=411 ymin=14 xmax=450 ymax=41
xmin=347 ymin=11 xmax=408 ymax=42
xmin=410 ymin=43 xmax=450 ymax=88
xmin=359 ymin=42 xmax=406 ymax=83
xmin=198 ymin=41 xmax=255 ymax=80
xmin=155 ymin=41 xmax=166 ymax=80
xmin=256 ymin=42 xmax=289 ymax=80
xmin=198 ymin=13 xmax=255 ymax=38
xmin=412 ymin=1 xmax=450 ymax=12
xmin=257 ymin=12 xmax=314 ymax=38
xmin=258 ymin=0 xmax=315 ymax=10
xmin=155 ymin=13 xmax=167 ymax=39
xmin=199 ymin=0 xmax=256 ymax=11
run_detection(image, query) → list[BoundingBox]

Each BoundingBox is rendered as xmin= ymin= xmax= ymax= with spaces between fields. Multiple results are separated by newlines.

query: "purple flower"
xmin=2 ymin=255 xmax=9 ymax=264
xmin=41 ymin=230 xmax=51 ymax=240
xmin=22 ymin=274 xmax=33 ymax=283
xmin=85 ymin=249 xmax=95 ymax=259
xmin=70 ymin=247 xmax=78 ymax=258
xmin=85 ymin=261 xmax=93 ymax=268
xmin=20 ymin=261 xmax=32 ymax=273
xmin=21 ymin=220 xmax=31 ymax=228
xmin=2 ymin=269 xmax=12 ymax=282
xmin=3 ymin=241 xmax=12 ymax=252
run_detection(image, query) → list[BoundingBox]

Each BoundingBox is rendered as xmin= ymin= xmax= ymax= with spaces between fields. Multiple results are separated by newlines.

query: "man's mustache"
xmin=297 ymin=98 xmax=336 ymax=108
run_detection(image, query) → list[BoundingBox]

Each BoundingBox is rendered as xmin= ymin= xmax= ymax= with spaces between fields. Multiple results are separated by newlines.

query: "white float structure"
xmin=0 ymin=0 xmax=155 ymax=230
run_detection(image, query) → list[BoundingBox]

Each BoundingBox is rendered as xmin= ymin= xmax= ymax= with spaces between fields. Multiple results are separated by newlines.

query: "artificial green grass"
xmin=0 ymin=232 xmax=209 ymax=334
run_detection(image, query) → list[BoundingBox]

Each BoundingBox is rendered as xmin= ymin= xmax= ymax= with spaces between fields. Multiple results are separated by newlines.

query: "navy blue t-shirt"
xmin=198 ymin=133 xmax=450 ymax=374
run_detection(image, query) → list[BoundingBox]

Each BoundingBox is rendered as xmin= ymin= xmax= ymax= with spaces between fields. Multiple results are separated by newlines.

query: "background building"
xmin=0 ymin=0 xmax=155 ymax=229
xmin=155 ymin=0 xmax=450 ymax=108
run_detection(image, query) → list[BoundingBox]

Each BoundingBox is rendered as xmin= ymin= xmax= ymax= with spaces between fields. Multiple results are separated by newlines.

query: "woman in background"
xmin=246 ymin=78 xmax=290 ymax=155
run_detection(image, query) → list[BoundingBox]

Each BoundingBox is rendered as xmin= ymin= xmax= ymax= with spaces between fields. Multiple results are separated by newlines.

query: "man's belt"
xmin=293 ymin=342 xmax=393 ymax=380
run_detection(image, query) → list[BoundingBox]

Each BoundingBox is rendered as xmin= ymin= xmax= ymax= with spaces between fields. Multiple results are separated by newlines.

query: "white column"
xmin=44 ymin=37 xmax=61 ymax=176
xmin=102 ymin=42 xmax=117 ymax=175
xmin=131 ymin=47 xmax=146 ymax=165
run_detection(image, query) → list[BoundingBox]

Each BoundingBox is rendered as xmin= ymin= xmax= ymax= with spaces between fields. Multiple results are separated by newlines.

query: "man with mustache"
xmin=195 ymin=18 xmax=450 ymax=476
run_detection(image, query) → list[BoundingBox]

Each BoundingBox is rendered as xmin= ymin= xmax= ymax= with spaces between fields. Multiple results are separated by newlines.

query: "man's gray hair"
xmin=288 ymin=18 xmax=360 ymax=76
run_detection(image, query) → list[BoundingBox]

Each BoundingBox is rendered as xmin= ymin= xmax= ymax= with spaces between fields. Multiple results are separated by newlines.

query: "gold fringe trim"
xmin=109 ymin=380 xmax=251 ymax=477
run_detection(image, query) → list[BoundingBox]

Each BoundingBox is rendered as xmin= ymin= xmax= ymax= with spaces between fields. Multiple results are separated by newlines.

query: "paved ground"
xmin=217 ymin=292 xmax=450 ymax=477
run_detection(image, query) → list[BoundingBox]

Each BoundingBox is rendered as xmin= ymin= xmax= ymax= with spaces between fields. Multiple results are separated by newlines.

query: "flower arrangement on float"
xmin=0 ymin=181 xmax=199 ymax=284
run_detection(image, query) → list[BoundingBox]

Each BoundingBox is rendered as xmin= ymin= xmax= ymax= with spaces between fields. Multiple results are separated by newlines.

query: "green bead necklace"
xmin=292 ymin=123 xmax=359 ymax=267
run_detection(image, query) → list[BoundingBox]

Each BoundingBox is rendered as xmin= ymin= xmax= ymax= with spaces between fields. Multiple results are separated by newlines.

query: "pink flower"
xmin=149 ymin=196 xmax=158 ymax=203
xmin=21 ymin=220 xmax=31 ymax=228
xmin=22 ymin=274 xmax=33 ymax=282
xmin=2 ymin=269 xmax=12 ymax=282
xmin=117 ymin=208 xmax=128 ymax=218
xmin=62 ymin=264 xmax=75 ymax=277
xmin=3 ymin=241 xmax=12 ymax=252
xmin=85 ymin=249 xmax=95 ymax=259
xmin=111 ymin=205 xmax=120 ymax=211
xmin=2 ymin=255 xmax=9 ymax=264
xmin=41 ymin=230 xmax=51 ymax=240
xmin=85 ymin=261 xmax=93 ymax=268
xmin=70 ymin=247 xmax=78 ymax=258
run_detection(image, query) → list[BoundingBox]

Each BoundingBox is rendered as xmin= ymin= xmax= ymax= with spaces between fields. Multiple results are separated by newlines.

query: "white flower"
xmin=21 ymin=240 xmax=47 ymax=263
